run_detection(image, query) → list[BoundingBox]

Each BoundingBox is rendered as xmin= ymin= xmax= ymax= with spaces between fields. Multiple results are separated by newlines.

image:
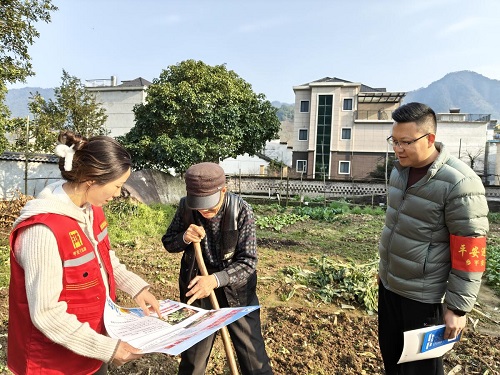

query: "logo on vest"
xmin=69 ymin=230 xmax=84 ymax=250
xmin=99 ymin=220 xmax=108 ymax=231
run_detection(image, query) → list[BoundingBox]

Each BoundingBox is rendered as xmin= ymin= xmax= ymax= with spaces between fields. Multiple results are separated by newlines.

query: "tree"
xmin=119 ymin=60 xmax=281 ymax=173
xmin=0 ymin=0 xmax=58 ymax=153
xmin=369 ymin=154 xmax=396 ymax=182
xmin=7 ymin=70 xmax=108 ymax=152
xmin=463 ymin=147 xmax=484 ymax=171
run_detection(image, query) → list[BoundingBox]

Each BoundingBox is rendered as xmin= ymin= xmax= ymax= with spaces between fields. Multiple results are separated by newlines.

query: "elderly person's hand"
xmin=185 ymin=275 xmax=218 ymax=304
xmin=183 ymin=224 xmax=206 ymax=243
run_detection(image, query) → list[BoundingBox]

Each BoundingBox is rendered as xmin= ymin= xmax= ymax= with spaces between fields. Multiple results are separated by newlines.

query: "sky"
xmin=7 ymin=0 xmax=500 ymax=103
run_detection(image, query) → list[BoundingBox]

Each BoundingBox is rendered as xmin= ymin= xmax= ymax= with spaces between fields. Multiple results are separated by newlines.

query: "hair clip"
xmin=55 ymin=144 xmax=76 ymax=171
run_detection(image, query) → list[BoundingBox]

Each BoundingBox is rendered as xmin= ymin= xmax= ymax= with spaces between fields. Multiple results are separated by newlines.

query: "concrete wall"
xmin=0 ymin=159 xmax=61 ymax=199
xmin=124 ymin=169 xmax=186 ymax=205
xmin=90 ymin=88 xmax=146 ymax=137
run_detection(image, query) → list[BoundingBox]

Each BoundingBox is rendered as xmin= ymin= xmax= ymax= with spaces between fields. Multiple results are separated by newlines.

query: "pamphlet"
xmin=421 ymin=325 xmax=461 ymax=353
xmin=398 ymin=324 xmax=461 ymax=364
xmin=104 ymin=297 xmax=259 ymax=355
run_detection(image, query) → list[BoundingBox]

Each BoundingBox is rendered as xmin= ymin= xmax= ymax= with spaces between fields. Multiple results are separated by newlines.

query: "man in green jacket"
xmin=378 ymin=102 xmax=489 ymax=375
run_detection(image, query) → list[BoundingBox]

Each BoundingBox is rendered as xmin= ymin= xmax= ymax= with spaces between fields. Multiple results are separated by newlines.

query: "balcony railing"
xmin=355 ymin=111 xmax=491 ymax=123
xmin=354 ymin=110 xmax=393 ymax=121
xmin=437 ymin=113 xmax=491 ymax=122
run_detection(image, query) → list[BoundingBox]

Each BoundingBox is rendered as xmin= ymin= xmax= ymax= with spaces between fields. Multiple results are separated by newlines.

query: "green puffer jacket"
xmin=378 ymin=142 xmax=489 ymax=312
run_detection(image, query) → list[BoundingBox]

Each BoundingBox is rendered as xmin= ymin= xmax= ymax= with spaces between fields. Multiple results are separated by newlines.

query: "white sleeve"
xmin=15 ymin=224 xmax=119 ymax=362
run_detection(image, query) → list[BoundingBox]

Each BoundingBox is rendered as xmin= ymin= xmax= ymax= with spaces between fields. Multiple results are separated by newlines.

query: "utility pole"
xmin=24 ymin=116 xmax=29 ymax=195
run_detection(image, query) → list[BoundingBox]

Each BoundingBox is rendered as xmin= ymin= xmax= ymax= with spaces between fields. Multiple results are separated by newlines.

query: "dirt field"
xmin=0 ymin=206 xmax=499 ymax=374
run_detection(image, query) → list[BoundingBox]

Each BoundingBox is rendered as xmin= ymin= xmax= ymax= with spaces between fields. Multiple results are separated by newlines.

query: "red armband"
xmin=450 ymin=234 xmax=487 ymax=272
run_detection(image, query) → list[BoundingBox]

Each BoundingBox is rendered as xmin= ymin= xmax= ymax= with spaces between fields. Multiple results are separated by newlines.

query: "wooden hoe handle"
xmin=193 ymin=242 xmax=239 ymax=375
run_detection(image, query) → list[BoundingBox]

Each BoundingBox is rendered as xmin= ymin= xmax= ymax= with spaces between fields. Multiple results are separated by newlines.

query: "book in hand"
xmin=398 ymin=324 xmax=461 ymax=364
xmin=104 ymin=297 xmax=259 ymax=355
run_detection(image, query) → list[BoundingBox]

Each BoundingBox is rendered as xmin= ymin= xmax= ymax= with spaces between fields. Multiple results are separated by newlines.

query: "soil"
xmin=0 ymin=208 xmax=499 ymax=374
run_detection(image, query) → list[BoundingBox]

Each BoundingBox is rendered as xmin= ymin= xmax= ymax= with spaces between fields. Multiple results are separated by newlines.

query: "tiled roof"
xmin=118 ymin=77 xmax=152 ymax=87
xmin=0 ymin=151 xmax=58 ymax=163
xmin=305 ymin=77 xmax=388 ymax=93
xmin=311 ymin=77 xmax=353 ymax=84
xmin=360 ymin=84 xmax=386 ymax=93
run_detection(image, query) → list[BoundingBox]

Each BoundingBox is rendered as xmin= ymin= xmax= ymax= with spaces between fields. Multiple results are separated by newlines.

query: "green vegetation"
xmin=486 ymin=212 xmax=500 ymax=293
xmin=118 ymin=59 xmax=281 ymax=173
xmin=104 ymin=198 xmax=177 ymax=246
xmin=1 ymin=200 xmax=499 ymax=312
xmin=292 ymin=200 xmax=385 ymax=222
xmin=0 ymin=0 xmax=58 ymax=154
xmin=255 ymin=212 xmax=309 ymax=231
xmin=0 ymin=237 xmax=9 ymax=287
xmin=282 ymin=257 xmax=378 ymax=313
xmin=7 ymin=70 xmax=108 ymax=152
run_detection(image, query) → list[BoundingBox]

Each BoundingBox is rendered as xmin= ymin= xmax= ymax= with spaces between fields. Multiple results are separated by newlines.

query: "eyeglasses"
xmin=386 ymin=133 xmax=430 ymax=149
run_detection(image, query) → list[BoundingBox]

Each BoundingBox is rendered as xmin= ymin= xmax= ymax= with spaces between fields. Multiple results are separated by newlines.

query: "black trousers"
xmin=378 ymin=283 xmax=444 ymax=375
xmin=178 ymin=288 xmax=273 ymax=375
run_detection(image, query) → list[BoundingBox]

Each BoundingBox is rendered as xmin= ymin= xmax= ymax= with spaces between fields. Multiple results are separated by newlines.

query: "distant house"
xmin=219 ymin=140 xmax=293 ymax=176
xmin=289 ymin=76 xmax=495 ymax=181
xmin=291 ymin=77 xmax=405 ymax=180
xmin=86 ymin=76 xmax=151 ymax=137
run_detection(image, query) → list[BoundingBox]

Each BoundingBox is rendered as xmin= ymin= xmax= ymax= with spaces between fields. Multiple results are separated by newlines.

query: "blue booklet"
xmin=421 ymin=325 xmax=462 ymax=353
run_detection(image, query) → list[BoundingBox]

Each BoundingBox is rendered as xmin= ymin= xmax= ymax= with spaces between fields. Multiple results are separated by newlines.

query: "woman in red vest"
xmin=8 ymin=131 xmax=162 ymax=375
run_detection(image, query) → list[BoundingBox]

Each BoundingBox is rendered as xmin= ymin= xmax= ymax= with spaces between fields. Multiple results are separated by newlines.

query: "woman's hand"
xmin=112 ymin=341 xmax=142 ymax=366
xmin=134 ymin=288 xmax=162 ymax=317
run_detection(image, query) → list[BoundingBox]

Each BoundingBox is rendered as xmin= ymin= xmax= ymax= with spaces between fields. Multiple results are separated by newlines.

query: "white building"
xmin=86 ymin=76 xmax=151 ymax=137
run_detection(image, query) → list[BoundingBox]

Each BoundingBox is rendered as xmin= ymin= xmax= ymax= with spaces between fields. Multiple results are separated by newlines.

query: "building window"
xmin=296 ymin=160 xmax=307 ymax=173
xmin=315 ymin=95 xmax=332 ymax=179
xmin=339 ymin=161 xmax=350 ymax=175
xmin=341 ymin=128 xmax=351 ymax=140
xmin=343 ymin=98 xmax=353 ymax=111
xmin=298 ymin=129 xmax=308 ymax=141
xmin=300 ymin=101 xmax=310 ymax=113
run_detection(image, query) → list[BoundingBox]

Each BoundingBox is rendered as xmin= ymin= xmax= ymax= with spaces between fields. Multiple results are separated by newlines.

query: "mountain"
xmin=5 ymin=71 xmax=500 ymax=120
xmin=5 ymin=87 xmax=55 ymax=118
xmin=403 ymin=70 xmax=500 ymax=120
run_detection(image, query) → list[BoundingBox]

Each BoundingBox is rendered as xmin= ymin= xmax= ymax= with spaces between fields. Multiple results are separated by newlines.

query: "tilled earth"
xmin=0 ymin=198 xmax=499 ymax=374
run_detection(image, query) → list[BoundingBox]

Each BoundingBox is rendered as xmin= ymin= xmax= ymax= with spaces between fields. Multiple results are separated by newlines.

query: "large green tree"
xmin=0 ymin=0 xmax=58 ymax=153
xmin=119 ymin=60 xmax=281 ymax=173
xmin=7 ymin=70 xmax=108 ymax=152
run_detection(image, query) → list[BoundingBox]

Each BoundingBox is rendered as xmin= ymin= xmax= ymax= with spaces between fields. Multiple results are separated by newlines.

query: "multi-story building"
xmin=86 ymin=76 xmax=151 ymax=137
xmin=290 ymin=77 xmax=492 ymax=181
xmin=292 ymin=77 xmax=405 ymax=180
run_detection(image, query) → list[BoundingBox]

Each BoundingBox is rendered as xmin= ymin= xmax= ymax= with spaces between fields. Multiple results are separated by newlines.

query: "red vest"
xmin=8 ymin=207 xmax=116 ymax=375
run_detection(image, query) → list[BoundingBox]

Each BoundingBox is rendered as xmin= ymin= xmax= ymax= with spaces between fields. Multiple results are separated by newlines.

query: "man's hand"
xmin=443 ymin=308 xmax=466 ymax=339
xmin=183 ymin=224 xmax=206 ymax=243
xmin=134 ymin=288 xmax=162 ymax=317
xmin=185 ymin=275 xmax=218 ymax=304
xmin=112 ymin=341 xmax=142 ymax=366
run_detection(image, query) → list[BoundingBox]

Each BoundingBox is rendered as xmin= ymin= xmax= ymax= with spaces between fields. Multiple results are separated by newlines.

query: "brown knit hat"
xmin=185 ymin=162 xmax=226 ymax=209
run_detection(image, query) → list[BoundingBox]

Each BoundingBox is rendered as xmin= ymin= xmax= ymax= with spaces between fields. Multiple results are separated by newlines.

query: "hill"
xmin=403 ymin=70 xmax=500 ymax=119
xmin=5 ymin=71 xmax=500 ymax=121
xmin=5 ymin=87 xmax=55 ymax=118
